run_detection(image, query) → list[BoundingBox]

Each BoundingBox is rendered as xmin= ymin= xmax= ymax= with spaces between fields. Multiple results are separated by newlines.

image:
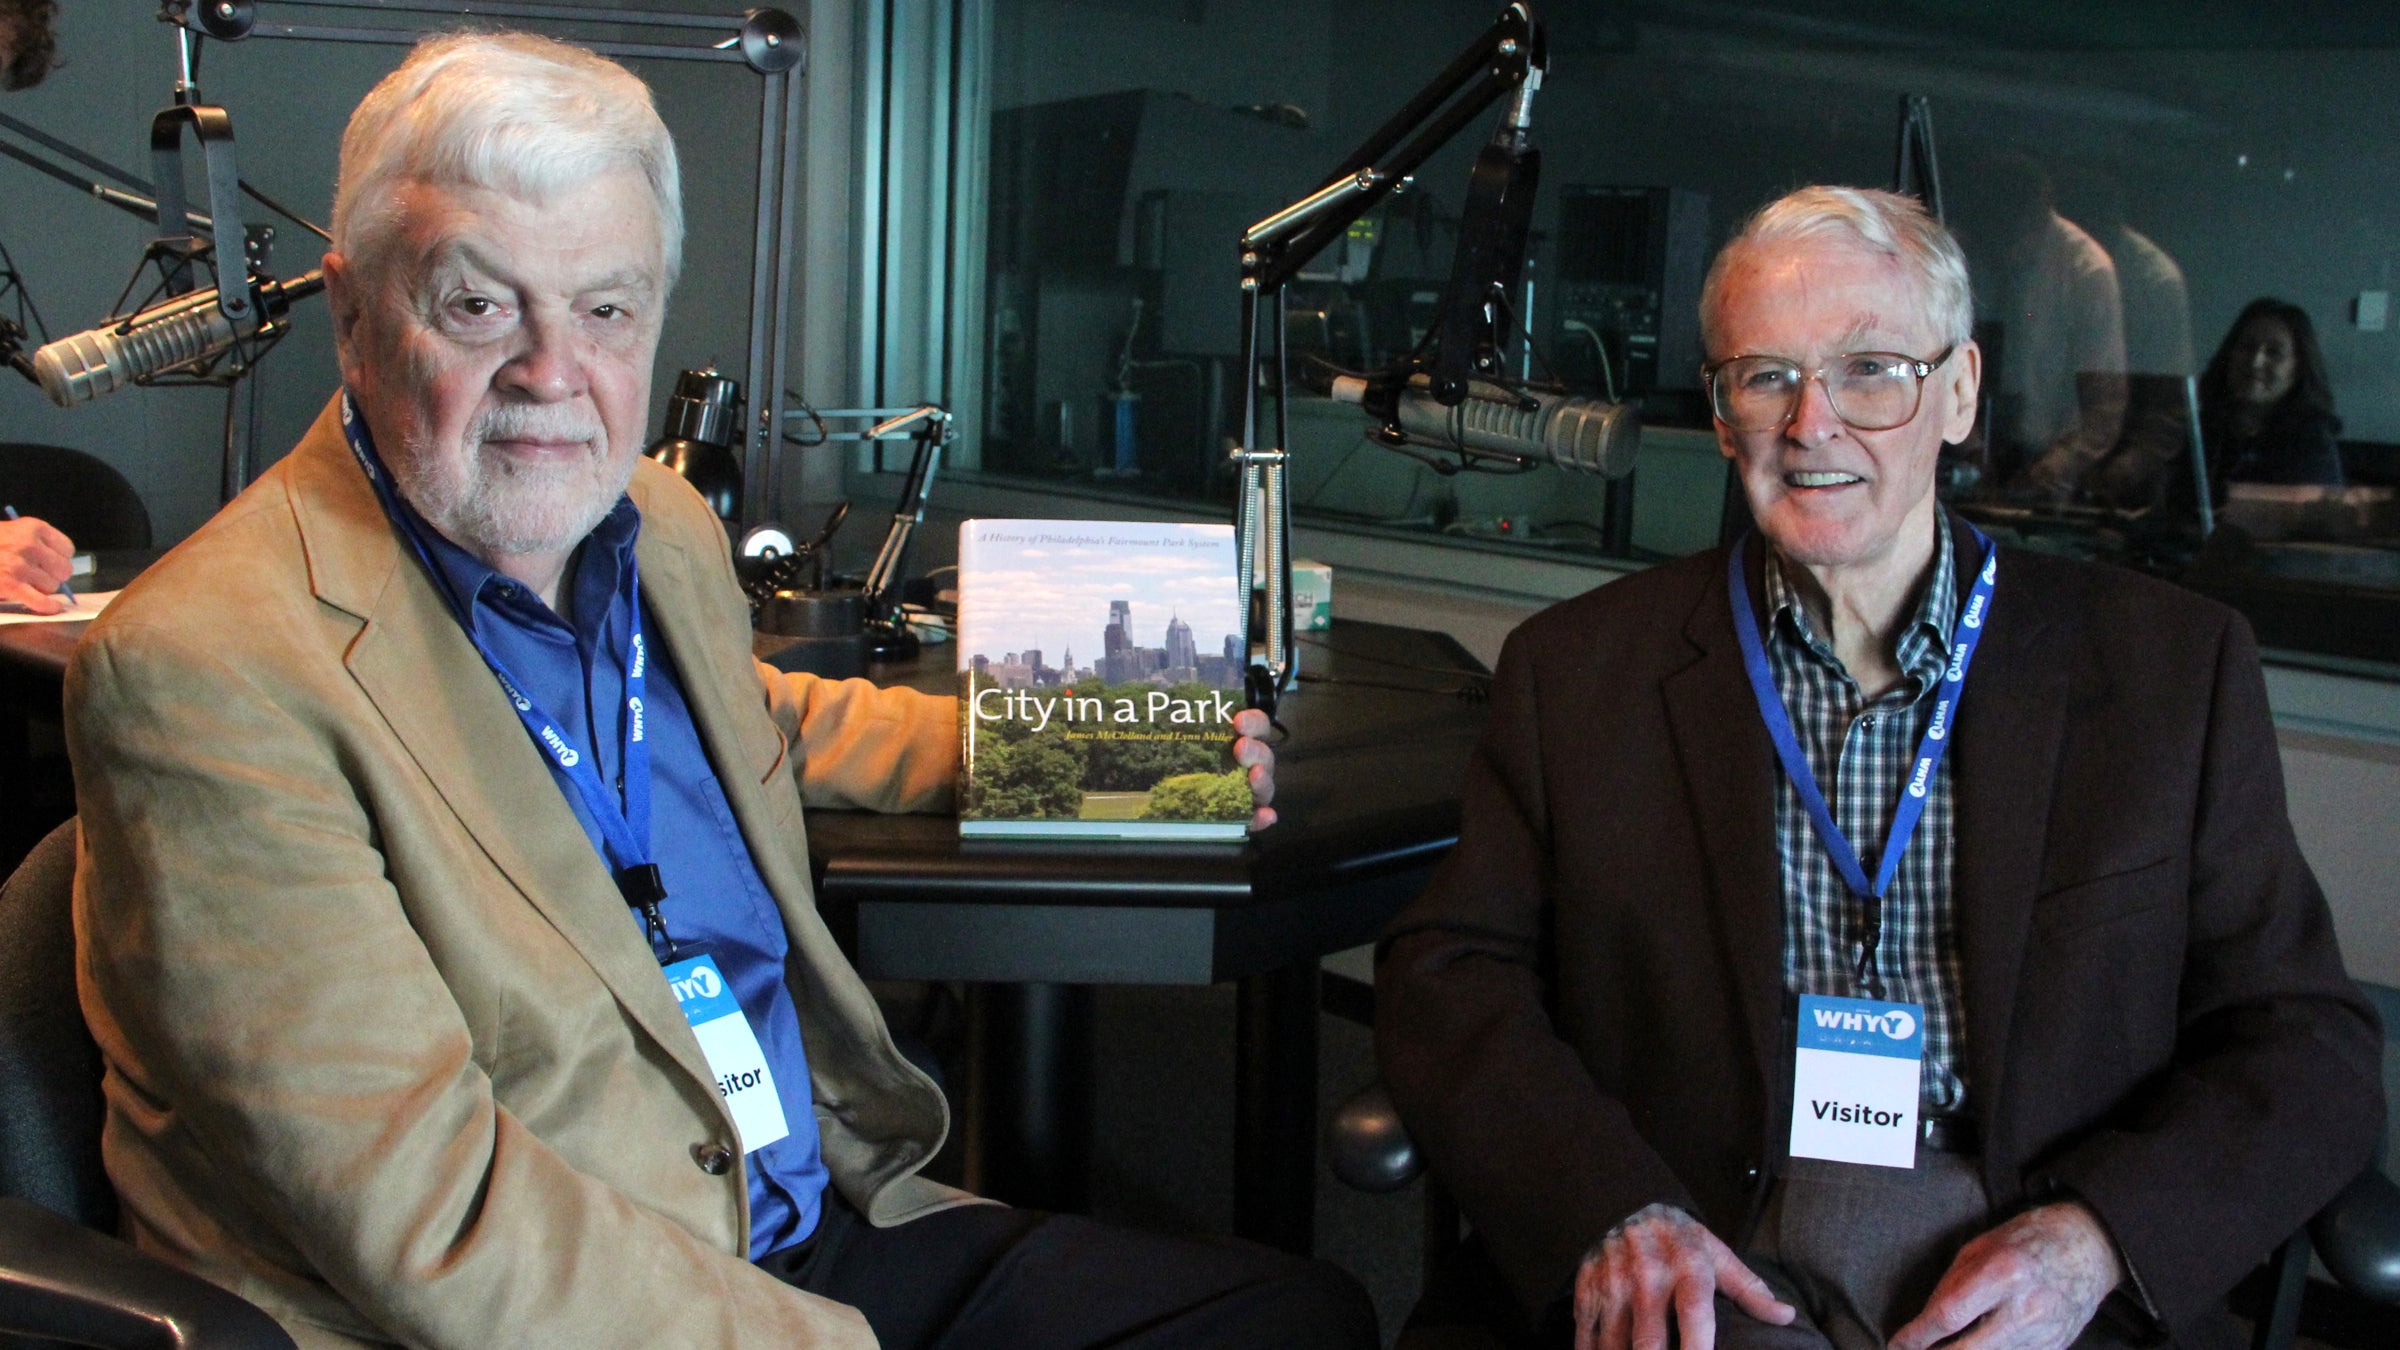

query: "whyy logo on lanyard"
xmin=537 ymin=725 xmax=582 ymax=769
xmin=1925 ymin=697 xmax=1954 ymax=743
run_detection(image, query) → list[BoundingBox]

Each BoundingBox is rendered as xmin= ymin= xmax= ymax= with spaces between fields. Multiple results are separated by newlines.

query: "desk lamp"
xmin=644 ymin=367 xmax=745 ymax=523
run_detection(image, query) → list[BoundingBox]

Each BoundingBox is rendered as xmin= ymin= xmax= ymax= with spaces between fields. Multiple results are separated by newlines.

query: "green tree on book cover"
xmin=965 ymin=734 xmax=1084 ymax=819
xmin=1142 ymin=770 xmax=1252 ymax=821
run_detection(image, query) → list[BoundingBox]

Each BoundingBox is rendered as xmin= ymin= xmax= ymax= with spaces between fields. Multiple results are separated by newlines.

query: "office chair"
xmin=2251 ymin=978 xmax=2400 ymax=1350
xmin=0 ymin=818 xmax=295 ymax=1349
xmin=0 ymin=444 xmax=153 ymax=551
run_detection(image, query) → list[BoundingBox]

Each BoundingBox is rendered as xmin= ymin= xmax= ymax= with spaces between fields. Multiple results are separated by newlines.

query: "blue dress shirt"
xmin=404 ymin=492 xmax=829 ymax=1258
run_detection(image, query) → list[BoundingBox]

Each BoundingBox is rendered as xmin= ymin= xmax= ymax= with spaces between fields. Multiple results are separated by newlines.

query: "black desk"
xmin=804 ymin=619 xmax=1487 ymax=1253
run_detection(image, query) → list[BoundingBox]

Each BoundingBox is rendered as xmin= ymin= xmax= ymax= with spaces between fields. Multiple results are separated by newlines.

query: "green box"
xmin=1291 ymin=559 xmax=1332 ymax=631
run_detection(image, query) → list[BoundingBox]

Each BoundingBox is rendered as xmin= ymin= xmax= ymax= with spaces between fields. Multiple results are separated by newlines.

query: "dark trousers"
xmin=756 ymin=1193 xmax=1378 ymax=1349
xmin=1408 ymin=1148 xmax=1991 ymax=1350
xmin=1718 ymin=1149 xmax=1990 ymax=1349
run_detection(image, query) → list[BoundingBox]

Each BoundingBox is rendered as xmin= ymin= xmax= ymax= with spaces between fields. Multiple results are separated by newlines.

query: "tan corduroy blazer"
xmin=65 ymin=397 xmax=970 ymax=1348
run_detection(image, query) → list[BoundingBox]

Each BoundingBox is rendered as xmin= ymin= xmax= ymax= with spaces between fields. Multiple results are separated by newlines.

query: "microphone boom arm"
xmin=1233 ymin=2 xmax=1545 ymax=706
xmin=1244 ymin=9 xmax=1539 ymax=296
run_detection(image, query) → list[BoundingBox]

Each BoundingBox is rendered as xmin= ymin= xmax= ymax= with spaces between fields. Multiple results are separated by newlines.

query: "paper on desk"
xmin=0 ymin=590 xmax=120 ymax=625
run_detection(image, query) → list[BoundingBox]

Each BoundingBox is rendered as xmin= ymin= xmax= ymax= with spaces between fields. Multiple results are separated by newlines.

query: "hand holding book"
xmin=1233 ymin=706 xmax=1278 ymax=833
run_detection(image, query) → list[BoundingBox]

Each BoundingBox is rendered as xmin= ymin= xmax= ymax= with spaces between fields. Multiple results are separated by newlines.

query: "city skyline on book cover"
xmin=957 ymin=520 xmax=1249 ymax=839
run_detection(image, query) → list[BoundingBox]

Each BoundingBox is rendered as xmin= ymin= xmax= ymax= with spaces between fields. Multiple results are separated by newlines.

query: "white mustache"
xmin=472 ymin=404 xmax=604 ymax=447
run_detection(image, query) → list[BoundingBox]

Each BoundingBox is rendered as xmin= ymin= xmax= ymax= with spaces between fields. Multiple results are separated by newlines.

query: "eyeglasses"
xmin=1701 ymin=346 xmax=1957 ymax=433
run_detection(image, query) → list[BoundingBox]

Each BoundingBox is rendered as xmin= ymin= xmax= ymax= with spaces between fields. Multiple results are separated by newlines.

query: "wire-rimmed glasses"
xmin=1702 ymin=346 xmax=1957 ymax=433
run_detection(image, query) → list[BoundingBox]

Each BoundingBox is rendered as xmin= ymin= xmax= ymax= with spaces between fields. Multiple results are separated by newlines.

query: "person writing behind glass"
xmin=1377 ymin=185 xmax=2380 ymax=1350
xmin=0 ymin=511 xmax=74 ymax=612
xmin=2199 ymin=297 xmax=2347 ymax=499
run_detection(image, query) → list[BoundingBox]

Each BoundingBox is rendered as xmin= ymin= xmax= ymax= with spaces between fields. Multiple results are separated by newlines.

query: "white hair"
xmin=331 ymin=31 xmax=683 ymax=289
xmin=1700 ymin=186 xmax=1972 ymax=354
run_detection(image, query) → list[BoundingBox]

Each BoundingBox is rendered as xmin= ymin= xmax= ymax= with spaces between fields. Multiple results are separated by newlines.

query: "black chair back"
xmin=0 ymin=444 xmax=152 ymax=550
xmin=0 ymin=819 xmax=115 ymax=1231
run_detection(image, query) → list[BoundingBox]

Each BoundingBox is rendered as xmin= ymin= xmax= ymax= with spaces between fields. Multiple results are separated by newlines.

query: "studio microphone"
xmin=1331 ymin=371 xmax=1640 ymax=478
xmin=32 ymin=267 xmax=324 ymax=407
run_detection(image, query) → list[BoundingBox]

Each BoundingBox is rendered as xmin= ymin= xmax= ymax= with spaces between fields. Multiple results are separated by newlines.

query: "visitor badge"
xmin=664 ymin=954 xmax=791 ymax=1154
xmin=1789 ymin=994 xmax=1924 ymax=1169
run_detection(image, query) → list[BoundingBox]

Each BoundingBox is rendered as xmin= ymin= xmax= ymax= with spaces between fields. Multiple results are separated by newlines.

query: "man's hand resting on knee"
xmin=1888 ymin=1202 xmax=2122 ymax=1350
xmin=1575 ymin=1202 xmax=1797 ymax=1350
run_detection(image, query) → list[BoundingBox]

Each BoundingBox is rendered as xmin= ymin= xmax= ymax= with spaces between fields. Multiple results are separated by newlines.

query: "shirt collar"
xmin=346 ymin=403 xmax=644 ymax=639
xmin=407 ymin=494 xmax=643 ymax=635
xmin=1762 ymin=510 xmax=1959 ymax=687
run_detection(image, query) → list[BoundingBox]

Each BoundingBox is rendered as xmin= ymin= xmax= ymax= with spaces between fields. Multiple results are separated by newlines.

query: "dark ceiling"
xmin=1598 ymin=1 xmax=2400 ymax=51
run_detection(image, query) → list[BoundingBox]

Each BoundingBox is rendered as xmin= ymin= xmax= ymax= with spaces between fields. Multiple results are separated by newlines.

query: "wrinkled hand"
xmin=1232 ymin=707 xmax=1277 ymax=832
xmin=1889 ymin=1202 xmax=2122 ymax=1350
xmin=1576 ymin=1203 xmax=1795 ymax=1350
xmin=0 ymin=516 xmax=75 ymax=615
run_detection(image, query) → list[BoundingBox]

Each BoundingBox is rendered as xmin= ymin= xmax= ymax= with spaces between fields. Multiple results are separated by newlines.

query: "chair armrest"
xmin=0 ymin=1196 xmax=296 ymax=1349
xmin=1327 ymin=1080 xmax=1423 ymax=1193
xmin=2311 ymin=1167 xmax=2400 ymax=1306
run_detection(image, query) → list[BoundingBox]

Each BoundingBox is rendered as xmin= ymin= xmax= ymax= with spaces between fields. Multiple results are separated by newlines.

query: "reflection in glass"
xmin=1951 ymin=152 xmax=2128 ymax=499
xmin=2200 ymin=299 xmax=2346 ymax=493
xmin=2059 ymin=167 xmax=2196 ymax=510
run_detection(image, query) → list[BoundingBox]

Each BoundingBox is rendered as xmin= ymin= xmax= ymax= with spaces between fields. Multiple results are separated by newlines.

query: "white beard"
xmin=391 ymin=402 xmax=633 ymax=560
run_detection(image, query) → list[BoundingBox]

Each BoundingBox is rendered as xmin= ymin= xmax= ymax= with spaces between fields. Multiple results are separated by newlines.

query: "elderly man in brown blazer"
xmin=1377 ymin=186 xmax=2381 ymax=1350
xmin=65 ymin=32 xmax=1369 ymax=1350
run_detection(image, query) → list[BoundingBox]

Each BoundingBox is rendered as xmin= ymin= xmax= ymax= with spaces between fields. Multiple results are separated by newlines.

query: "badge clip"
xmin=616 ymin=863 xmax=675 ymax=959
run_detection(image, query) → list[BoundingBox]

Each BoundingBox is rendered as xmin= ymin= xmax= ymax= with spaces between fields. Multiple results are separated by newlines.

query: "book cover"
xmin=957 ymin=519 xmax=1251 ymax=840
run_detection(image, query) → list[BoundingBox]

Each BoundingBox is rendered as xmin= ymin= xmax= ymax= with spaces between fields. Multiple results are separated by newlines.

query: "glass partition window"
xmin=973 ymin=0 xmax=2400 ymax=666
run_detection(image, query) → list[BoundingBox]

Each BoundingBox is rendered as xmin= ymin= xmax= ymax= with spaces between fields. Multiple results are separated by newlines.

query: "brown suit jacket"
xmin=1376 ymin=521 xmax=2382 ymax=1345
xmin=65 ymin=399 xmax=969 ymax=1348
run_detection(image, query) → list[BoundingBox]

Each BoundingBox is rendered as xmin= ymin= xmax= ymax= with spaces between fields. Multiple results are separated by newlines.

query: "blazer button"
xmin=691 ymin=1142 xmax=735 ymax=1175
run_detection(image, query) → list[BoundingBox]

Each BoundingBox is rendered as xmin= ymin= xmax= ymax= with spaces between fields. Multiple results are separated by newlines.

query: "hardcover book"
xmin=957 ymin=519 xmax=1251 ymax=839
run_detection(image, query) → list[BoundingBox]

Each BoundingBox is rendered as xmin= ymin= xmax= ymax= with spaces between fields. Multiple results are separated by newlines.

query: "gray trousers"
xmin=1715 ymin=1147 xmax=1989 ymax=1350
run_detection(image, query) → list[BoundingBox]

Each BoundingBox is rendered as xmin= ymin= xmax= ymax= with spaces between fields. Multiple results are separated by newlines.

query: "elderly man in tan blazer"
xmin=64 ymin=32 xmax=1368 ymax=1350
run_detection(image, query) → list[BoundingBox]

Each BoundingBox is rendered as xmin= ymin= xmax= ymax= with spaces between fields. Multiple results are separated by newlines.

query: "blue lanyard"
xmin=337 ymin=394 xmax=673 ymax=955
xmin=1726 ymin=523 xmax=1997 ymax=996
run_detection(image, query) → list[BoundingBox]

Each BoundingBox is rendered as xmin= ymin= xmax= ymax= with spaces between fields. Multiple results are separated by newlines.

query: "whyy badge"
xmin=1790 ymin=993 xmax=1925 ymax=1169
xmin=664 ymin=954 xmax=791 ymax=1154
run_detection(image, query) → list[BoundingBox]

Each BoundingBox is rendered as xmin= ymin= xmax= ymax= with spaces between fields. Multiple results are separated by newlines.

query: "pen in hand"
xmin=2 ymin=504 xmax=75 ymax=604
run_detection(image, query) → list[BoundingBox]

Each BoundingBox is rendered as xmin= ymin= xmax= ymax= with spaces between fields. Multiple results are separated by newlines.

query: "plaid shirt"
xmin=1762 ymin=514 xmax=1969 ymax=1112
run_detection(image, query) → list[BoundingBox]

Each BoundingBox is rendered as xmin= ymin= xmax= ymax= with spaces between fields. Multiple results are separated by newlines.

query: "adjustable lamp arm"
xmin=781 ymin=404 xmax=952 ymax=626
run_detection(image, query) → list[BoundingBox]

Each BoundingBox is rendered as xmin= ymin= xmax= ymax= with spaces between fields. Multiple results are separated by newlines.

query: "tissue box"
xmin=1291 ymin=559 xmax=1333 ymax=630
